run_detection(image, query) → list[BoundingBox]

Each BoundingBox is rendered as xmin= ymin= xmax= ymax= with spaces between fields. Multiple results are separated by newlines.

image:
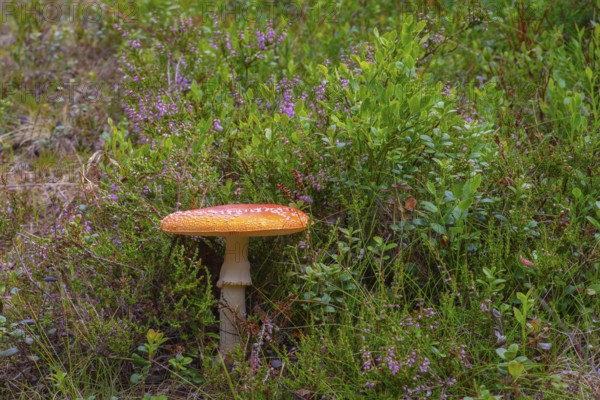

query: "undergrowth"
xmin=1 ymin=0 xmax=598 ymax=399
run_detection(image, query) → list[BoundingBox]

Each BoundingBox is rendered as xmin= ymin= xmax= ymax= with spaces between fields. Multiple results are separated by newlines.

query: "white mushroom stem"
xmin=217 ymin=236 xmax=251 ymax=354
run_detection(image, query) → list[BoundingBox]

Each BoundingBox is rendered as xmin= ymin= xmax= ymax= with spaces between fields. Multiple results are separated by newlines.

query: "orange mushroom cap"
xmin=160 ymin=204 xmax=309 ymax=237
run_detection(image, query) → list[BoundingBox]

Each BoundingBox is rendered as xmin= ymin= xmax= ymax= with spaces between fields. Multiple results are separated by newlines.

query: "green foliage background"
xmin=0 ymin=0 xmax=598 ymax=398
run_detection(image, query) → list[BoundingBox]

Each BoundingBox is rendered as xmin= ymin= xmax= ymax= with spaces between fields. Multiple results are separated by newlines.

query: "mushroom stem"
xmin=219 ymin=286 xmax=246 ymax=355
xmin=218 ymin=236 xmax=251 ymax=354
xmin=218 ymin=236 xmax=251 ymax=287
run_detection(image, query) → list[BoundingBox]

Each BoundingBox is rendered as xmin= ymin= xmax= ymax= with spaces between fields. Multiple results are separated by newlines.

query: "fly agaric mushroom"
xmin=160 ymin=204 xmax=309 ymax=354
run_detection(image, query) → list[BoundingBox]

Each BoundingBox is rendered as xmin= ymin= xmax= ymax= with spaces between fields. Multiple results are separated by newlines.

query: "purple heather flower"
xmin=279 ymin=88 xmax=295 ymax=118
xmin=361 ymin=346 xmax=372 ymax=371
xmin=225 ymin=32 xmax=236 ymax=57
xmin=213 ymin=119 xmax=223 ymax=131
xmin=314 ymin=80 xmax=327 ymax=101
xmin=266 ymin=24 xmax=276 ymax=42
xmin=480 ymin=299 xmax=492 ymax=313
xmin=386 ymin=346 xmax=400 ymax=375
xmin=112 ymin=234 xmax=122 ymax=246
xmin=420 ymin=357 xmax=430 ymax=373
xmin=297 ymin=195 xmax=313 ymax=204
xmin=256 ymin=29 xmax=266 ymax=50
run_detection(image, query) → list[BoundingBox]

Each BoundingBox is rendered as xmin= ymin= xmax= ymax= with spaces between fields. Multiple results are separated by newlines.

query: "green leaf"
xmin=585 ymin=216 xmax=600 ymax=230
xmin=508 ymin=360 xmax=525 ymax=377
xmin=9 ymin=329 xmax=24 ymax=338
xmin=420 ymin=201 xmax=438 ymax=213
xmin=496 ymin=347 xmax=507 ymax=360
xmin=497 ymin=344 xmax=519 ymax=361
xmin=409 ymin=94 xmax=421 ymax=114
xmin=585 ymin=67 xmax=593 ymax=81
xmin=471 ymin=174 xmax=482 ymax=192
xmin=132 ymin=353 xmax=151 ymax=367
xmin=451 ymin=206 xmax=465 ymax=224
xmin=147 ymin=329 xmax=164 ymax=342
xmin=457 ymin=197 xmax=473 ymax=212
xmin=164 ymin=137 xmax=173 ymax=152
xmin=426 ymin=182 xmax=436 ymax=196
xmin=0 ymin=347 xmax=19 ymax=357
xmin=516 ymin=292 xmax=529 ymax=304
xmin=507 ymin=343 xmax=519 ymax=355
xmin=430 ymin=223 xmax=446 ymax=234
xmin=513 ymin=307 xmax=525 ymax=325
xmin=430 ymin=346 xmax=447 ymax=358
xmin=130 ymin=373 xmax=142 ymax=384
xmin=317 ymin=64 xmax=329 ymax=76
xmin=586 ymin=284 xmax=600 ymax=296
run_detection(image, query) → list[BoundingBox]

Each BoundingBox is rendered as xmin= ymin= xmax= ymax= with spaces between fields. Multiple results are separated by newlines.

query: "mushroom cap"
xmin=161 ymin=204 xmax=309 ymax=237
